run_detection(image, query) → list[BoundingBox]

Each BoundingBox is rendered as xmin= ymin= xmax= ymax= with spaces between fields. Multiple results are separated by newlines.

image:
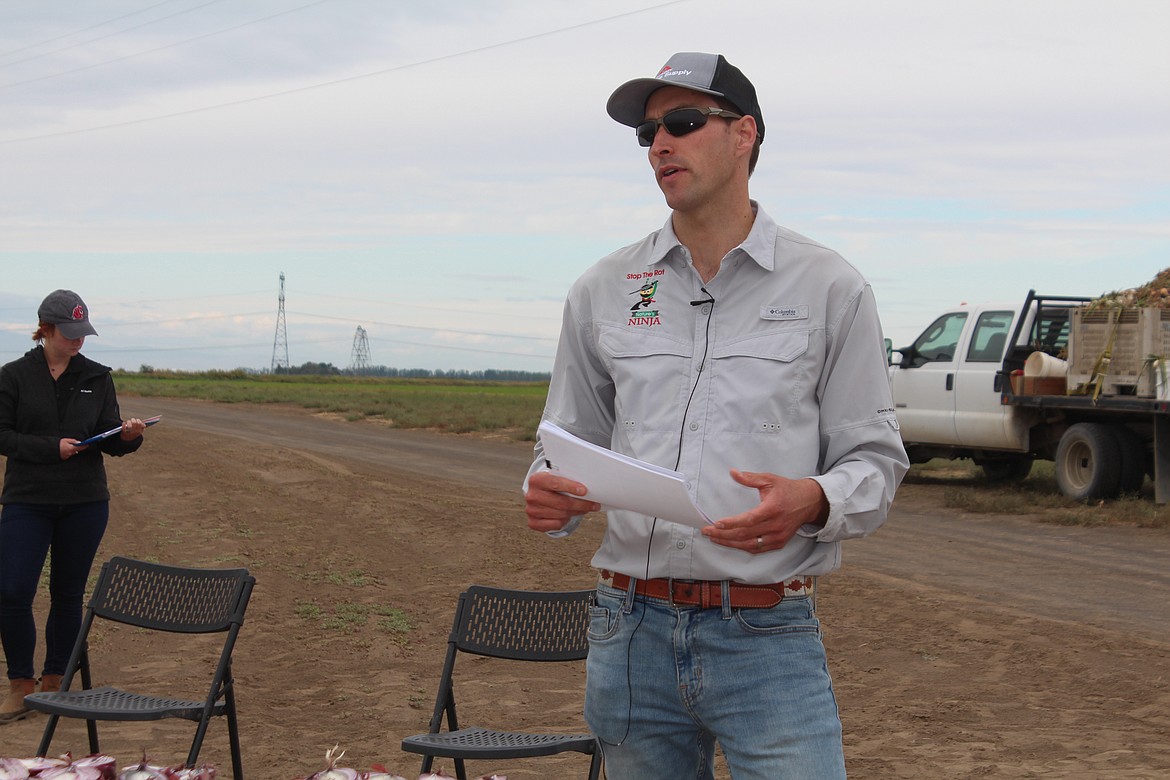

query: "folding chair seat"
xmin=401 ymin=585 xmax=601 ymax=780
xmin=24 ymin=556 xmax=255 ymax=779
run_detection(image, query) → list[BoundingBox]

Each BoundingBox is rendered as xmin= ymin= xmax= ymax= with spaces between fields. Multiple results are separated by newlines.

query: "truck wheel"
xmin=1055 ymin=423 xmax=1122 ymax=501
xmin=981 ymin=457 xmax=1034 ymax=483
xmin=1112 ymin=426 xmax=1147 ymax=495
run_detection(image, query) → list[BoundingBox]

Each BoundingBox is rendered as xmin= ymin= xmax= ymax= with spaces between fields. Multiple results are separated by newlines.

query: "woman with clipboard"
xmin=0 ymin=290 xmax=149 ymax=724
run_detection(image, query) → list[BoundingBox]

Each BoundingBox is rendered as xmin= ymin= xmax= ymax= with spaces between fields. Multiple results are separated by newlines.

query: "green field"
xmin=115 ymin=371 xmax=549 ymax=440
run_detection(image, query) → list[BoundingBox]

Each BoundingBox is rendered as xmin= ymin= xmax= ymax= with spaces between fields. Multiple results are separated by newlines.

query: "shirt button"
xmin=676 ymin=541 xmax=686 ymax=549
xmin=689 ymin=421 xmax=699 ymax=431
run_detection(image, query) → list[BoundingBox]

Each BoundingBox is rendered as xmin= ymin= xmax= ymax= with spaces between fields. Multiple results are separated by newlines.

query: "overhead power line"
xmin=0 ymin=0 xmax=231 ymax=69
xmin=0 ymin=0 xmax=185 ymax=61
xmin=0 ymin=0 xmax=690 ymax=146
xmin=0 ymin=0 xmax=337 ymax=91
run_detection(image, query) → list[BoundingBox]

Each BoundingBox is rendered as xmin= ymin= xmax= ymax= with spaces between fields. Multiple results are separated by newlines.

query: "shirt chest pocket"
xmin=710 ymin=329 xmax=815 ymax=433
xmin=598 ymin=326 xmax=693 ymax=433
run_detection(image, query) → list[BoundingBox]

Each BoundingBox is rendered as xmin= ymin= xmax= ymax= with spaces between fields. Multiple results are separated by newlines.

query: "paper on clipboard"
xmin=77 ymin=415 xmax=161 ymax=446
xmin=537 ymin=420 xmax=712 ymax=529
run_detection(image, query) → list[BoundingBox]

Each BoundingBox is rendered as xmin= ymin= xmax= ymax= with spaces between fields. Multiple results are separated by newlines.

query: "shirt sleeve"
xmin=524 ymin=289 xmax=616 ymax=538
xmin=0 ymin=364 xmax=60 ymax=463
xmin=95 ymin=374 xmax=143 ymax=457
xmin=804 ymin=284 xmax=908 ymax=542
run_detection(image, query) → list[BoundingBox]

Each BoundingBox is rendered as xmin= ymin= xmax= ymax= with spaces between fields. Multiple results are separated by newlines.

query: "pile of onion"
xmin=0 ymin=754 xmax=118 ymax=780
xmin=114 ymin=753 xmax=211 ymax=780
xmin=0 ymin=758 xmax=30 ymax=780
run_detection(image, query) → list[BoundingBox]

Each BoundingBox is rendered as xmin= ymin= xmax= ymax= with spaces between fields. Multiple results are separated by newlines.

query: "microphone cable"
xmin=602 ymin=287 xmax=716 ymax=750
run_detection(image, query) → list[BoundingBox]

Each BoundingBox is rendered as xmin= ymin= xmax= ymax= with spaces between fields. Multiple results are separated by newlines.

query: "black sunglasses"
xmin=635 ymin=106 xmax=743 ymax=147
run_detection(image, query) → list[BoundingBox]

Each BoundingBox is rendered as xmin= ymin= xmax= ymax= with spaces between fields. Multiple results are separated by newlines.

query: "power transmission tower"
xmin=271 ymin=272 xmax=290 ymax=372
xmin=349 ymin=325 xmax=371 ymax=374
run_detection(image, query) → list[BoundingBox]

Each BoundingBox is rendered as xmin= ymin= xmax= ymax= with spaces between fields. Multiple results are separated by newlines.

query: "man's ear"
xmin=735 ymin=115 xmax=758 ymax=154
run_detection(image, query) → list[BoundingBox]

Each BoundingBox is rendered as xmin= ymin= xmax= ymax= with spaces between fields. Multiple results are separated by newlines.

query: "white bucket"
xmin=1024 ymin=351 xmax=1069 ymax=378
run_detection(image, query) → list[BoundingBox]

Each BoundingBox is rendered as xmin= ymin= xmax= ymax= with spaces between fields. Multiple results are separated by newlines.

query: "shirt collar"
xmin=647 ymin=201 xmax=778 ymax=271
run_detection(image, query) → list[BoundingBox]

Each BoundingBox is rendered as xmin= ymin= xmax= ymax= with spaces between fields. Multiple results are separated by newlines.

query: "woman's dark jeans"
xmin=0 ymin=501 xmax=109 ymax=680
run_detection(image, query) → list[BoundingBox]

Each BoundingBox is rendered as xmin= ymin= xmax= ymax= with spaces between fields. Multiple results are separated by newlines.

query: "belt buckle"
xmin=668 ymin=578 xmax=703 ymax=607
xmin=665 ymin=577 xmax=680 ymax=606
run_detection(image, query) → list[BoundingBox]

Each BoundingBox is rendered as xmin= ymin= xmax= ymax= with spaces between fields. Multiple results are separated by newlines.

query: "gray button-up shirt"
xmin=528 ymin=203 xmax=908 ymax=583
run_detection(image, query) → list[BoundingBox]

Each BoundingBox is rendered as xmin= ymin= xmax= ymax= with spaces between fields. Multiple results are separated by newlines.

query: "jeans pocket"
xmin=734 ymin=597 xmax=820 ymax=636
xmin=587 ymin=600 xmax=621 ymax=642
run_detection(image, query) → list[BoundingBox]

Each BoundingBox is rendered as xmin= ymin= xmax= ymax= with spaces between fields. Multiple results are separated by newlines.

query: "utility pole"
xmin=349 ymin=326 xmax=371 ymax=374
xmin=271 ymin=272 xmax=290 ymax=372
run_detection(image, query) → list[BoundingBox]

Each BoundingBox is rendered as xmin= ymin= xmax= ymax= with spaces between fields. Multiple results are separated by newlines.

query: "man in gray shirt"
xmin=524 ymin=52 xmax=908 ymax=779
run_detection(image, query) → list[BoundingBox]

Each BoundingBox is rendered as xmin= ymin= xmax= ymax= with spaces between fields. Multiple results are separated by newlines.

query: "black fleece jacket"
xmin=0 ymin=346 xmax=142 ymax=505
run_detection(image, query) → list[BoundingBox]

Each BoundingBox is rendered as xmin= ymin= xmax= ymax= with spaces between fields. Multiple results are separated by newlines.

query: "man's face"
xmin=642 ymin=86 xmax=744 ymax=212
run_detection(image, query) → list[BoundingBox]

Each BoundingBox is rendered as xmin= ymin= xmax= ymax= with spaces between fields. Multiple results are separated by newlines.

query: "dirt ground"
xmin=3 ymin=401 xmax=1169 ymax=779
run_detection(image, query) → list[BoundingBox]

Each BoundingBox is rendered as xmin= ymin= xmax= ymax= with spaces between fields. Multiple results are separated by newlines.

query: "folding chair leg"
xmin=587 ymin=748 xmax=602 ymax=780
xmin=226 ymin=686 xmax=244 ymax=780
xmin=86 ymin=718 xmax=100 ymax=755
xmin=36 ymin=714 xmax=60 ymax=757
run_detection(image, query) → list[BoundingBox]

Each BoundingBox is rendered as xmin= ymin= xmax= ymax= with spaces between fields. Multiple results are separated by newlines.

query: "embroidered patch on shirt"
xmin=761 ymin=305 xmax=809 ymax=321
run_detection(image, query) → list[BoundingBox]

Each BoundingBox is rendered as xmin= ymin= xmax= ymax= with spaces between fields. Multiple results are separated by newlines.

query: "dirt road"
xmin=130 ymin=397 xmax=1170 ymax=644
xmin=4 ymin=396 xmax=1168 ymax=779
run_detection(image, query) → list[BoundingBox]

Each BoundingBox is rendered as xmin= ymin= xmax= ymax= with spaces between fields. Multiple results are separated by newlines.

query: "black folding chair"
xmin=25 ymin=556 xmax=255 ymax=779
xmin=401 ymin=585 xmax=601 ymax=780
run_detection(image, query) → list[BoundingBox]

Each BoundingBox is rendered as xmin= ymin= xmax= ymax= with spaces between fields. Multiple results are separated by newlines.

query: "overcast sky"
xmin=2 ymin=0 xmax=1167 ymax=373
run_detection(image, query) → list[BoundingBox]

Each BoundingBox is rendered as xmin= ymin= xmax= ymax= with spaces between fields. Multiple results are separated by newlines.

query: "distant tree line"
xmin=271 ymin=362 xmax=550 ymax=382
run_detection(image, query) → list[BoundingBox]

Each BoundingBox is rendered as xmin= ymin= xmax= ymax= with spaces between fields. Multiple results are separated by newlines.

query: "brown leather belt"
xmin=599 ymin=570 xmax=814 ymax=609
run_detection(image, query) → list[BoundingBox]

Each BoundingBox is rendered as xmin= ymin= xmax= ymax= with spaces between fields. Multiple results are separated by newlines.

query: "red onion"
xmin=302 ymin=747 xmax=359 ymax=780
xmin=17 ymin=757 xmax=66 ymax=775
xmin=115 ymin=756 xmax=171 ymax=780
xmin=362 ymin=766 xmax=405 ymax=780
xmin=38 ymin=766 xmax=104 ymax=780
xmin=165 ymin=768 xmax=214 ymax=780
xmin=417 ymin=770 xmax=457 ymax=779
xmin=72 ymin=756 xmax=117 ymax=780
xmin=0 ymin=758 xmax=30 ymax=780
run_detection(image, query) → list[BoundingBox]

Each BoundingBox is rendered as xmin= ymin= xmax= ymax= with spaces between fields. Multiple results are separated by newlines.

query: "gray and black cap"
xmin=606 ymin=52 xmax=765 ymax=143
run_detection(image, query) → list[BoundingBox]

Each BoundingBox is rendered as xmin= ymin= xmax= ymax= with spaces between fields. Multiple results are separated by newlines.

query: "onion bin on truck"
xmin=888 ymin=290 xmax=1170 ymax=502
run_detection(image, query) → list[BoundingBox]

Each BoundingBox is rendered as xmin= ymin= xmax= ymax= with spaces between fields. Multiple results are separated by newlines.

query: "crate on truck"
xmin=1067 ymin=306 xmax=1170 ymax=398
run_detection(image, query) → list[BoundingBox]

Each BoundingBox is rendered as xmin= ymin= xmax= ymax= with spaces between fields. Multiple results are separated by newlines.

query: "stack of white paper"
xmin=538 ymin=420 xmax=712 ymax=530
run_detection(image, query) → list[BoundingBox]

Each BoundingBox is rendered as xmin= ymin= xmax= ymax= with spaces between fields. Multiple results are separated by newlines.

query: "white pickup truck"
xmin=888 ymin=291 xmax=1168 ymax=502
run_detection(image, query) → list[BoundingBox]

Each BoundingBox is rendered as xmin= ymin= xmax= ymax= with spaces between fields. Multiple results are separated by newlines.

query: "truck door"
xmin=954 ymin=310 xmax=1016 ymax=448
xmin=890 ymin=311 xmax=968 ymax=444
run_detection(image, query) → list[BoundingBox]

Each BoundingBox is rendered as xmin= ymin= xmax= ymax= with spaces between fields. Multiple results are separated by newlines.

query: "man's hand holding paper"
xmin=524 ymin=470 xmax=600 ymax=534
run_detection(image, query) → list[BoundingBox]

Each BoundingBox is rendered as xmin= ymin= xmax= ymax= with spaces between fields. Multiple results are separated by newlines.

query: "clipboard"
xmin=77 ymin=415 xmax=161 ymax=446
xmin=538 ymin=420 xmax=712 ymax=529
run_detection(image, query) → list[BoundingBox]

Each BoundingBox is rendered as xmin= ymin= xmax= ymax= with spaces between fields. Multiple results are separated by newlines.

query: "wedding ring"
xmin=755 ymin=535 xmax=763 ymax=550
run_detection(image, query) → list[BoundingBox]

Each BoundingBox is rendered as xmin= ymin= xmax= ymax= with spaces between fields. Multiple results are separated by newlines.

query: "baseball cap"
xmin=607 ymin=52 xmax=765 ymax=143
xmin=38 ymin=289 xmax=98 ymax=338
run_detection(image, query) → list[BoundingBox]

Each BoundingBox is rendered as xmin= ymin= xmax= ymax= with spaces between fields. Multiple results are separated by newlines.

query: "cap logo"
xmin=71 ymin=304 xmax=85 ymax=321
xmin=657 ymin=66 xmax=692 ymax=80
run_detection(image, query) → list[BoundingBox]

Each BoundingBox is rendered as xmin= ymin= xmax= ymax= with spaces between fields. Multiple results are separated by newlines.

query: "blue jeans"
xmin=0 ymin=501 xmax=109 ymax=680
xmin=585 ymin=581 xmax=846 ymax=780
